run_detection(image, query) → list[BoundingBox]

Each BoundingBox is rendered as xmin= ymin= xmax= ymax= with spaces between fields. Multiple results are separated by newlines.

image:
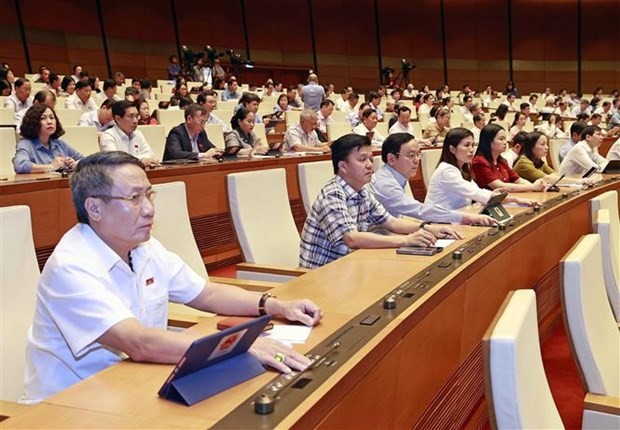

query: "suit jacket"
xmin=163 ymin=124 xmax=216 ymax=161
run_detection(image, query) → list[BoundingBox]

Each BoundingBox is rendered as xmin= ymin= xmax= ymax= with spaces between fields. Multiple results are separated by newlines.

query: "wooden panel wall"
xmin=2 ymin=0 xmax=619 ymax=94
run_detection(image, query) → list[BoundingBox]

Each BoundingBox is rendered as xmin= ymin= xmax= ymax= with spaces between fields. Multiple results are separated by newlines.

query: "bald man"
xmin=301 ymin=73 xmax=325 ymax=111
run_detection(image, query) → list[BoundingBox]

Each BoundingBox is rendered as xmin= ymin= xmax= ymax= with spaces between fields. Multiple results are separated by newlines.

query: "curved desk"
xmin=3 ymin=178 xmax=619 ymax=429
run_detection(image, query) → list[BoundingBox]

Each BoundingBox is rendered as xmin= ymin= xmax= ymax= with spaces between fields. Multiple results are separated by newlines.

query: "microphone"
xmin=547 ymin=174 xmax=565 ymax=192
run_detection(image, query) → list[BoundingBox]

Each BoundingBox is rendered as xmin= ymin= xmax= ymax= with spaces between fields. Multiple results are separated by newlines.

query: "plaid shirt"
xmin=299 ymin=175 xmax=391 ymax=268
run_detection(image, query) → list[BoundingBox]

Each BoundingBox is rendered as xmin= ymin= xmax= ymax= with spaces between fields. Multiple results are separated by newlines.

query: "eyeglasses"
xmin=124 ymin=114 xmax=140 ymax=120
xmin=397 ymin=152 xmax=421 ymax=160
xmin=192 ymin=116 xmax=208 ymax=125
xmin=91 ymin=189 xmax=156 ymax=206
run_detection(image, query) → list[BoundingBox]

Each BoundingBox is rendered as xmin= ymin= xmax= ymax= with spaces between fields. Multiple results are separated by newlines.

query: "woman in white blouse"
xmin=424 ymin=128 xmax=536 ymax=210
xmin=537 ymin=114 xmax=566 ymax=139
xmin=508 ymin=112 xmax=527 ymax=140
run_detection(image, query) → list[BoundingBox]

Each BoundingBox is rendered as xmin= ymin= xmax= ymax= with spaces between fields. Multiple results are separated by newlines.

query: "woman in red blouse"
xmin=471 ymin=124 xmax=545 ymax=192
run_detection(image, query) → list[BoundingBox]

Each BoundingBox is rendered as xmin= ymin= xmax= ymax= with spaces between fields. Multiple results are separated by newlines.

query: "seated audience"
xmin=234 ymin=92 xmax=265 ymax=124
xmin=4 ymin=78 xmax=32 ymax=113
xmin=137 ymin=99 xmax=158 ymax=125
xmin=472 ymin=124 xmax=544 ymax=192
xmin=221 ymin=78 xmax=240 ymax=101
xmin=299 ymin=134 xmax=461 ymax=269
xmin=508 ymin=112 xmax=527 ymax=140
xmin=559 ymin=125 xmax=607 ymax=177
xmin=389 ymin=106 xmax=415 ymax=135
xmin=196 ymin=90 xmax=229 ymax=131
xmin=367 ymin=91 xmax=384 ymax=121
xmin=273 ymin=94 xmax=290 ymax=113
xmin=418 ymin=94 xmax=434 ymax=116
xmin=163 ymin=103 xmax=223 ymax=161
xmin=425 ymin=128 xmax=536 ymax=210
xmin=352 ymin=108 xmax=385 ymax=147
xmin=537 ymin=113 xmax=566 ymax=139
xmin=224 ymin=107 xmax=269 ymax=156
xmin=423 ymin=107 xmax=450 ymax=144
xmin=501 ymin=131 xmax=526 ymax=168
xmin=558 ymin=121 xmax=587 ymax=162
xmin=370 ymin=133 xmax=495 ymax=225
xmin=336 ymin=87 xmax=351 ymax=111
xmin=0 ymin=79 xmax=11 ymax=96
xmin=21 ymin=150 xmax=322 ymax=404
xmin=348 ymin=102 xmax=369 ymax=127
xmin=286 ymin=85 xmax=302 ymax=109
xmin=15 ymin=89 xmax=56 ymax=129
xmin=99 ymin=100 xmax=159 ymax=166
xmin=317 ymin=99 xmax=335 ymax=134
xmin=169 ymin=81 xmax=189 ymax=106
xmin=35 ymin=66 xmax=50 ymax=84
xmin=489 ymin=104 xmax=510 ymax=130
xmin=471 ymin=113 xmax=485 ymax=142
xmin=78 ymin=98 xmax=115 ymax=133
xmin=66 ymin=81 xmax=97 ymax=113
xmin=13 ymin=104 xmax=82 ymax=174
xmin=284 ymin=109 xmax=330 ymax=153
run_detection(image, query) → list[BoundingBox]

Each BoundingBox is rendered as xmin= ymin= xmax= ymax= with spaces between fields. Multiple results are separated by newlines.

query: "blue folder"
xmin=158 ymin=314 xmax=271 ymax=406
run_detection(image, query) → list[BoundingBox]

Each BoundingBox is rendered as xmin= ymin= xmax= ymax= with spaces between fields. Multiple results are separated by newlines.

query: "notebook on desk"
xmin=158 ymin=314 xmax=271 ymax=406
xmin=480 ymin=191 xmax=513 ymax=225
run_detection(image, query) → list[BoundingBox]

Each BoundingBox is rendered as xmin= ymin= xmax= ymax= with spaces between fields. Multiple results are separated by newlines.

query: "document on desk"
xmin=261 ymin=324 xmax=312 ymax=346
xmin=435 ymin=239 xmax=456 ymax=249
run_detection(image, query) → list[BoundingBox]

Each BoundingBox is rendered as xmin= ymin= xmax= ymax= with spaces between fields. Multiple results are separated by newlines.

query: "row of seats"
xmin=484 ymin=190 xmax=620 ymax=429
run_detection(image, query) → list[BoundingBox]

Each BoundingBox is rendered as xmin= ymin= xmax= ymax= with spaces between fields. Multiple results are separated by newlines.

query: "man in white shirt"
xmin=348 ymin=101 xmax=370 ymax=127
xmin=502 ymin=93 xmax=518 ymax=112
xmin=317 ymin=99 xmax=334 ymax=134
xmin=418 ymin=94 xmax=434 ymax=116
xmin=460 ymin=95 xmax=473 ymax=118
xmin=353 ymin=108 xmax=385 ymax=148
xmin=21 ymin=150 xmax=323 ymax=404
xmin=335 ymin=87 xmax=351 ymax=111
xmin=14 ymin=89 xmax=55 ymax=129
xmin=78 ymin=98 xmax=115 ymax=133
xmin=571 ymin=99 xmax=592 ymax=117
xmin=4 ymin=78 xmax=32 ymax=113
xmin=502 ymin=131 xmax=527 ymax=168
xmin=558 ymin=122 xmax=587 ymax=162
xmin=66 ymin=81 xmax=98 ymax=113
xmin=98 ymin=79 xmax=121 ymax=104
xmin=559 ymin=126 xmax=608 ymax=177
xmin=367 ymin=91 xmax=384 ymax=121
xmin=99 ymin=100 xmax=159 ymax=166
xmin=471 ymin=113 xmax=486 ymax=142
xmin=196 ymin=89 xmax=230 ymax=132
xmin=389 ymin=106 xmax=414 ymax=135
xmin=341 ymin=92 xmax=359 ymax=114
xmin=284 ymin=109 xmax=330 ymax=153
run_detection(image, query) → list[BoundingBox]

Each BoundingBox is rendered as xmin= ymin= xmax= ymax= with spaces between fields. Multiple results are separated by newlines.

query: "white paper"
xmin=435 ymin=239 xmax=456 ymax=249
xmin=260 ymin=324 xmax=312 ymax=346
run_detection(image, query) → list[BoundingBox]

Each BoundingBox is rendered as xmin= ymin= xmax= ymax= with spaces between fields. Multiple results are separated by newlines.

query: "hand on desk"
xmin=250 ymin=337 xmax=312 ymax=373
xmin=505 ymin=196 xmax=538 ymax=207
xmin=426 ymin=224 xmax=464 ymax=240
xmin=461 ymin=213 xmax=497 ymax=226
xmin=404 ymin=229 xmax=437 ymax=247
xmin=267 ymin=298 xmax=323 ymax=327
xmin=141 ymin=158 xmax=161 ymax=168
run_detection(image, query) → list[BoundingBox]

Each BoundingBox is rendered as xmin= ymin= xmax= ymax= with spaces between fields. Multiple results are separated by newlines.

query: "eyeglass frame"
xmin=90 ymin=189 xmax=157 ymax=206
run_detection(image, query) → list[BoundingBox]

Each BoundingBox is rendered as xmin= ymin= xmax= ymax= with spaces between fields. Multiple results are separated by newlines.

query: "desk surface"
xmin=4 ymin=179 xmax=618 ymax=429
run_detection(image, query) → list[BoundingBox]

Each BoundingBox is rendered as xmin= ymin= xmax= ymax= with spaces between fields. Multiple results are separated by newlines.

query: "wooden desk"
xmin=3 ymin=180 xmax=619 ymax=429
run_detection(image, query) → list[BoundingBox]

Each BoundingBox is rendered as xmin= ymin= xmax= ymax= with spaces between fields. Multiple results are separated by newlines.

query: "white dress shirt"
xmin=559 ymin=140 xmax=608 ymax=177
xmin=425 ymin=162 xmax=493 ymax=210
xmin=99 ymin=125 xmax=156 ymax=160
xmin=65 ymin=94 xmax=98 ymax=113
xmin=352 ymin=123 xmax=385 ymax=147
xmin=389 ymin=121 xmax=414 ymax=135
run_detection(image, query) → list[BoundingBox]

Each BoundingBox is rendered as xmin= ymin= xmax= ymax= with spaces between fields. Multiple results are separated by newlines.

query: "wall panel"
xmin=513 ymin=0 xmax=578 ymax=94
xmin=102 ymin=0 xmax=175 ymax=79
xmin=0 ymin=1 xmax=27 ymax=76
xmin=378 ymin=0 xmax=444 ymax=90
xmin=20 ymin=0 xmax=106 ymax=78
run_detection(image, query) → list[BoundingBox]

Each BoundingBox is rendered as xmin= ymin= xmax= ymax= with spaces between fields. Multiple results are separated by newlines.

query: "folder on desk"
xmin=158 ymin=314 xmax=271 ymax=406
xmin=480 ymin=191 xmax=513 ymax=224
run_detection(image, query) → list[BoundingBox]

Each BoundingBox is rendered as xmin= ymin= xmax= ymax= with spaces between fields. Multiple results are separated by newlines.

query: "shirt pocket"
xmin=138 ymin=280 xmax=169 ymax=330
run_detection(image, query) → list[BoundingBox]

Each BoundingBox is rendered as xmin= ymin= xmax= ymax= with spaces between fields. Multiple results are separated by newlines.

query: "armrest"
xmin=209 ymin=276 xmax=278 ymax=293
xmin=584 ymin=393 xmax=620 ymax=415
xmin=236 ymin=262 xmax=310 ymax=278
xmin=0 ymin=400 xmax=31 ymax=421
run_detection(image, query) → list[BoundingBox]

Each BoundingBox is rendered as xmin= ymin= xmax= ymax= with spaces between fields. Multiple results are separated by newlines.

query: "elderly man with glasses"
xmin=21 ymin=151 xmax=323 ymax=404
xmin=163 ymin=103 xmax=223 ymax=161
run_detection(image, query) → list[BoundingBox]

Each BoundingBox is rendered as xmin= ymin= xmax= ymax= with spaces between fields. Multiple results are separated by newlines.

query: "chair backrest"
xmin=298 ymin=160 xmax=333 ymax=214
xmin=151 ymin=182 xmax=208 ymax=280
xmin=483 ymin=290 xmax=564 ymax=430
xmin=590 ymin=190 xmax=619 ymax=232
xmin=227 ymin=168 xmax=300 ymax=267
xmin=548 ymin=139 xmax=566 ymax=170
xmin=156 ymin=109 xmax=184 ymax=134
xmin=410 ymin=122 xmax=422 ymax=139
xmin=253 ymin=123 xmax=268 ymax=146
xmin=594 ymin=210 xmax=620 ymax=322
xmin=418 ymin=112 xmax=430 ymax=129
xmin=326 ymin=122 xmax=352 ymax=141
xmin=375 ymin=121 xmax=389 ymax=138
xmin=137 ymin=125 xmax=166 ymax=160
xmin=54 ymin=109 xmax=82 ymax=127
xmin=331 ymin=111 xmax=347 ymax=123
xmin=212 ymin=109 xmax=233 ymax=127
xmin=204 ymin=124 xmax=225 ymax=149
xmin=61 ymin=126 xmax=99 ymax=157
xmin=0 ymin=108 xmax=14 ymax=126
xmin=285 ymin=110 xmax=301 ymax=127
xmin=0 ymin=127 xmax=17 ymax=176
xmin=420 ymin=148 xmax=442 ymax=190
xmin=561 ymin=234 xmax=620 ymax=397
xmin=0 ymin=206 xmax=40 ymax=401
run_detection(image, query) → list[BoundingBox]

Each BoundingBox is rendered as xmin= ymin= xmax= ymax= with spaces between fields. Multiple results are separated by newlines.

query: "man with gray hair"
xmin=284 ymin=109 xmax=331 ymax=153
xmin=21 ymin=151 xmax=323 ymax=404
xmin=301 ymin=73 xmax=325 ymax=111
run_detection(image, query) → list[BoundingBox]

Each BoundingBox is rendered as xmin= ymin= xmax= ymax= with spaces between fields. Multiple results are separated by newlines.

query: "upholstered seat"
xmin=61 ymin=125 xmax=99 ymax=156
xmin=137 ymin=125 xmax=166 ymax=160
xmin=420 ymin=148 xmax=442 ymax=190
xmin=593 ymin=209 xmax=620 ymax=322
xmin=298 ymin=160 xmax=333 ymax=215
xmin=483 ymin=289 xmax=565 ymax=430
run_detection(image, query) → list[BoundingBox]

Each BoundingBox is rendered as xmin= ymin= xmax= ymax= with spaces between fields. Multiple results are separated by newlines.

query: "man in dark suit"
xmin=163 ymin=103 xmax=223 ymax=161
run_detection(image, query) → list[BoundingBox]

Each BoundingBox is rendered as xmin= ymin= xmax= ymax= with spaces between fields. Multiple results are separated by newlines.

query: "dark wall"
xmin=2 ymin=0 xmax=619 ymax=93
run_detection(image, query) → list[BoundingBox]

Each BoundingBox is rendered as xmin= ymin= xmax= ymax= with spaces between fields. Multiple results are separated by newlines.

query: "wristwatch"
xmin=258 ymin=292 xmax=276 ymax=316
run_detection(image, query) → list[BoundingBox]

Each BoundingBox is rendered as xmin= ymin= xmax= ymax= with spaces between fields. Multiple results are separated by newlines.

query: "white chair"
xmin=156 ymin=110 xmax=184 ymax=134
xmin=410 ymin=122 xmax=422 ymax=139
xmin=590 ymin=191 xmax=619 ymax=230
xmin=375 ymin=122 xmax=389 ymax=138
xmin=418 ymin=112 xmax=430 ymax=129
xmin=0 ymin=108 xmax=14 ymax=126
xmin=483 ymin=290 xmax=564 ymax=430
xmin=61 ymin=126 xmax=99 ymax=156
xmin=54 ymin=109 xmax=82 ymax=127
xmin=331 ymin=111 xmax=347 ymax=123
xmin=420 ymin=148 xmax=442 ymax=190
xmin=326 ymin=122 xmax=352 ymax=141
xmin=298 ymin=160 xmax=333 ymax=215
xmin=548 ymin=139 xmax=566 ymax=170
xmin=227 ymin=168 xmax=307 ymax=282
xmin=212 ymin=109 xmax=233 ymax=126
xmin=137 ymin=125 xmax=166 ymax=160
xmin=204 ymin=124 xmax=225 ymax=149
xmin=253 ymin=123 xmax=267 ymax=145
xmin=0 ymin=127 xmax=17 ymax=177
xmin=561 ymin=234 xmax=620 ymax=428
xmin=0 ymin=206 xmax=40 ymax=402
xmin=285 ymin=110 xmax=301 ymax=127
xmin=593 ymin=209 xmax=620 ymax=322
